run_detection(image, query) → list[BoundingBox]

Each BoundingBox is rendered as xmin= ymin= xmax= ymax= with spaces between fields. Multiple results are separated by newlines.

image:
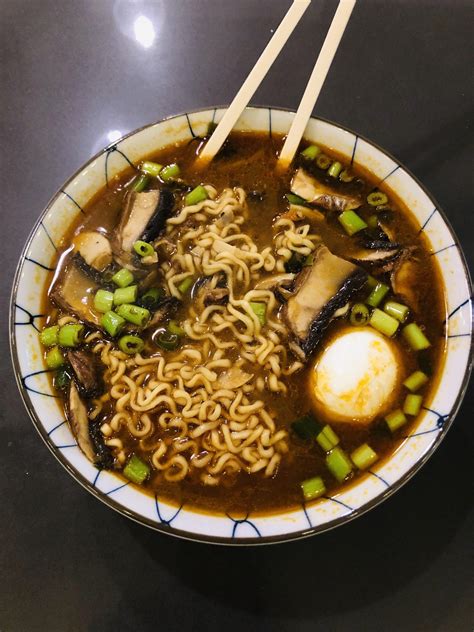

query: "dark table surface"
xmin=1 ymin=1 xmax=473 ymax=630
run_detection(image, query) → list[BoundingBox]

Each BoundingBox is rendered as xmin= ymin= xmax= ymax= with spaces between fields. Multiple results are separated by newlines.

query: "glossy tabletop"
xmin=1 ymin=1 xmax=473 ymax=630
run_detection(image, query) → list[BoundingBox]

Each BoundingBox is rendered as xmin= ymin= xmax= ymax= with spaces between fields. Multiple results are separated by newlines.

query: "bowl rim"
xmin=9 ymin=105 xmax=473 ymax=545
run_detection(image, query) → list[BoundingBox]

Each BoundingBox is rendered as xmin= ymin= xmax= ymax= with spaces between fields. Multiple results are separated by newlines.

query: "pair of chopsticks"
xmin=196 ymin=0 xmax=356 ymax=170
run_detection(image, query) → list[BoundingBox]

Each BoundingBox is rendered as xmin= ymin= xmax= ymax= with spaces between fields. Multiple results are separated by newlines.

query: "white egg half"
xmin=311 ymin=328 xmax=401 ymax=424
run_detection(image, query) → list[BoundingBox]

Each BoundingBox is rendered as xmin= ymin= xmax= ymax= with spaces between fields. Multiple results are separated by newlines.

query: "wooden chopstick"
xmin=195 ymin=0 xmax=311 ymax=168
xmin=277 ymin=0 xmax=356 ymax=170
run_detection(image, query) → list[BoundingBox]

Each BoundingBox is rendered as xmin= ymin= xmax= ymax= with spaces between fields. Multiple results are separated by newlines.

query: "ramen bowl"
xmin=10 ymin=106 xmax=472 ymax=544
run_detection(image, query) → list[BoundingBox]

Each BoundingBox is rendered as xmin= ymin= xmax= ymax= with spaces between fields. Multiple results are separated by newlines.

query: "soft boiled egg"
xmin=310 ymin=327 xmax=402 ymax=425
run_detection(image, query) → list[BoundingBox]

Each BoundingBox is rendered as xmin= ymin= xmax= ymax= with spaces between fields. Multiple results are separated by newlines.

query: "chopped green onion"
xmin=301 ymin=476 xmax=326 ymax=501
xmin=177 ymin=276 xmax=194 ymax=295
xmin=40 ymin=325 xmax=59 ymax=347
xmin=45 ymin=346 xmax=65 ymax=369
xmin=94 ymin=289 xmax=114 ymax=313
xmin=350 ymin=303 xmax=370 ymax=326
xmin=328 ymin=161 xmax=343 ymax=178
xmin=141 ymin=160 xmax=163 ymax=177
xmin=168 ymin=320 xmax=185 ymax=336
xmin=185 ymin=185 xmax=209 ymax=206
xmin=338 ymin=210 xmax=368 ymax=236
xmin=132 ymin=174 xmax=149 ymax=192
xmin=292 ymin=414 xmax=322 ymax=440
xmin=300 ymin=144 xmax=321 ymax=160
xmin=403 ymin=393 xmax=423 ymax=416
xmin=123 ymin=454 xmax=150 ymax=484
xmin=138 ymin=287 xmax=165 ymax=310
xmin=116 ymin=304 xmax=150 ymax=327
xmin=118 ymin=334 xmax=145 ymax=355
xmin=369 ymin=308 xmax=399 ymax=337
xmin=367 ymin=214 xmax=378 ymax=229
xmin=133 ymin=240 xmax=155 ymax=257
xmin=160 ymin=163 xmax=180 ymax=182
xmin=366 ymin=282 xmax=389 ymax=308
xmin=249 ymin=302 xmax=266 ymax=326
xmin=304 ymin=254 xmax=314 ymax=267
xmin=383 ymin=300 xmax=409 ymax=323
xmin=113 ymin=285 xmax=138 ymax=306
xmin=351 ymin=443 xmax=378 ymax=470
xmin=403 ymin=370 xmax=429 ymax=392
xmin=285 ymin=192 xmax=309 ymax=205
xmin=402 ymin=323 xmax=431 ymax=351
xmin=385 ymin=408 xmax=407 ymax=432
xmin=339 ymin=169 xmax=354 ymax=182
xmin=101 ymin=310 xmax=126 ymax=337
xmin=316 ymin=154 xmax=331 ymax=170
xmin=111 ymin=268 xmax=134 ymax=288
xmin=54 ymin=368 xmax=71 ymax=391
xmin=367 ymin=191 xmax=388 ymax=206
xmin=155 ymin=331 xmax=180 ymax=351
xmin=326 ymin=447 xmax=353 ymax=483
xmin=316 ymin=424 xmax=340 ymax=452
xmin=58 ymin=324 xmax=84 ymax=348
xmin=366 ymin=275 xmax=379 ymax=290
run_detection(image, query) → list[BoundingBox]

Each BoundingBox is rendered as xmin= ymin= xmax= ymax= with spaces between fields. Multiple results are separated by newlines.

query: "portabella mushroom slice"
xmin=73 ymin=231 xmax=112 ymax=272
xmin=68 ymin=381 xmax=98 ymax=463
xmin=347 ymin=239 xmax=403 ymax=272
xmin=50 ymin=259 xmax=101 ymax=328
xmin=113 ymin=188 xmax=174 ymax=257
xmin=291 ymin=168 xmax=361 ymax=212
xmin=283 ymin=245 xmax=367 ymax=359
xmin=67 ymin=349 xmax=103 ymax=398
xmin=391 ymin=254 xmax=420 ymax=311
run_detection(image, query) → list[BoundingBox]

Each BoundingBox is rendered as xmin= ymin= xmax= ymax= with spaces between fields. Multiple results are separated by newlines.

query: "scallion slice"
xmin=369 ymin=308 xmax=399 ymax=337
xmin=133 ymin=240 xmax=155 ymax=257
xmin=316 ymin=424 xmax=340 ymax=452
xmin=94 ymin=289 xmax=114 ymax=313
xmin=328 ymin=161 xmax=343 ymax=178
xmin=155 ymin=331 xmax=180 ymax=351
xmin=366 ymin=282 xmax=389 ymax=307
xmin=113 ymin=285 xmax=138 ymax=306
xmin=300 ymin=144 xmax=321 ymax=160
xmin=338 ymin=210 xmax=368 ymax=236
xmin=141 ymin=161 xmax=163 ymax=177
xmin=123 ymin=455 xmax=150 ymax=484
xmin=301 ymin=476 xmax=326 ymax=501
xmin=403 ymin=370 xmax=429 ymax=392
xmin=326 ymin=447 xmax=353 ymax=482
xmin=160 ymin=163 xmax=180 ymax=182
xmin=351 ymin=443 xmax=378 ymax=470
xmin=285 ymin=192 xmax=309 ymax=206
xmin=249 ymin=302 xmax=266 ymax=326
xmin=383 ymin=300 xmax=409 ymax=322
xmin=118 ymin=334 xmax=145 ymax=355
xmin=350 ymin=303 xmax=370 ymax=326
xmin=185 ymin=185 xmax=209 ymax=206
xmin=177 ymin=276 xmax=194 ymax=295
xmin=40 ymin=325 xmax=59 ymax=347
xmin=339 ymin=169 xmax=354 ymax=182
xmin=132 ymin=174 xmax=149 ymax=192
xmin=168 ymin=320 xmax=185 ymax=336
xmin=101 ymin=311 xmax=126 ymax=337
xmin=45 ymin=346 xmax=65 ymax=369
xmin=385 ymin=408 xmax=407 ymax=432
xmin=111 ymin=268 xmax=134 ymax=288
xmin=316 ymin=154 xmax=331 ymax=170
xmin=58 ymin=323 xmax=84 ymax=348
xmin=403 ymin=393 xmax=423 ymax=416
xmin=116 ymin=304 xmax=150 ymax=327
xmin=402 ymin=323 xmax=431 ymax=351
xmin=367 ymin=191 xmax=388 ymax=206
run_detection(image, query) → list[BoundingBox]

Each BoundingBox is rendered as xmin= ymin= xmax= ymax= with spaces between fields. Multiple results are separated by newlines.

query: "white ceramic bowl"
xmin=10 ymin=107 xmax=472 ymax=544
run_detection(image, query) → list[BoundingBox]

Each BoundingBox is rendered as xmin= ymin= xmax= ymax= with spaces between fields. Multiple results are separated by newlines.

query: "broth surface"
xmin=43 ymin=131 xmax=446 ymax=515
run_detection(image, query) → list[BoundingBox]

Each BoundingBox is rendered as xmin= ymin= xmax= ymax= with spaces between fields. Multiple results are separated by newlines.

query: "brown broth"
xmin=43 ymin=131 xmax=446 ymax=516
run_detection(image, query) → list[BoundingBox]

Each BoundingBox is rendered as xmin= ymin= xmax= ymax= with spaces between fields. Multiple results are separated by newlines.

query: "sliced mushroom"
xmin=216 ymin=366 xmax=253 ymax=389
xmin=282 ymin=204 xmax=325 ymax=222
xmin=347 ymin=240 xmax=403 ymax=272
xmin=254 ymin=273 xmax=296 ymax=291
xmin=50 ymin=258 xmax=101 ymax=328
xmin=113 ymin=188 xmax=174 ymax=265
xmin=283 ymin=245 xmax=367 ymax=360
xmin=192 ymin=275 xmax=229 ymax=310
xmin=68 ymin=381 xmax=98 ymax=463
xmin=67 ymin=349 xmax=103 ymax=398
xmin=73 ymin=231 xmax=112 ymax=272
xmin=291 ymin=168 xmax=361 ymax=212
xmin=391 ymin=254 xmax=420 ymax=311
xmin=145 ymin=296 xmax=180 ymax=329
